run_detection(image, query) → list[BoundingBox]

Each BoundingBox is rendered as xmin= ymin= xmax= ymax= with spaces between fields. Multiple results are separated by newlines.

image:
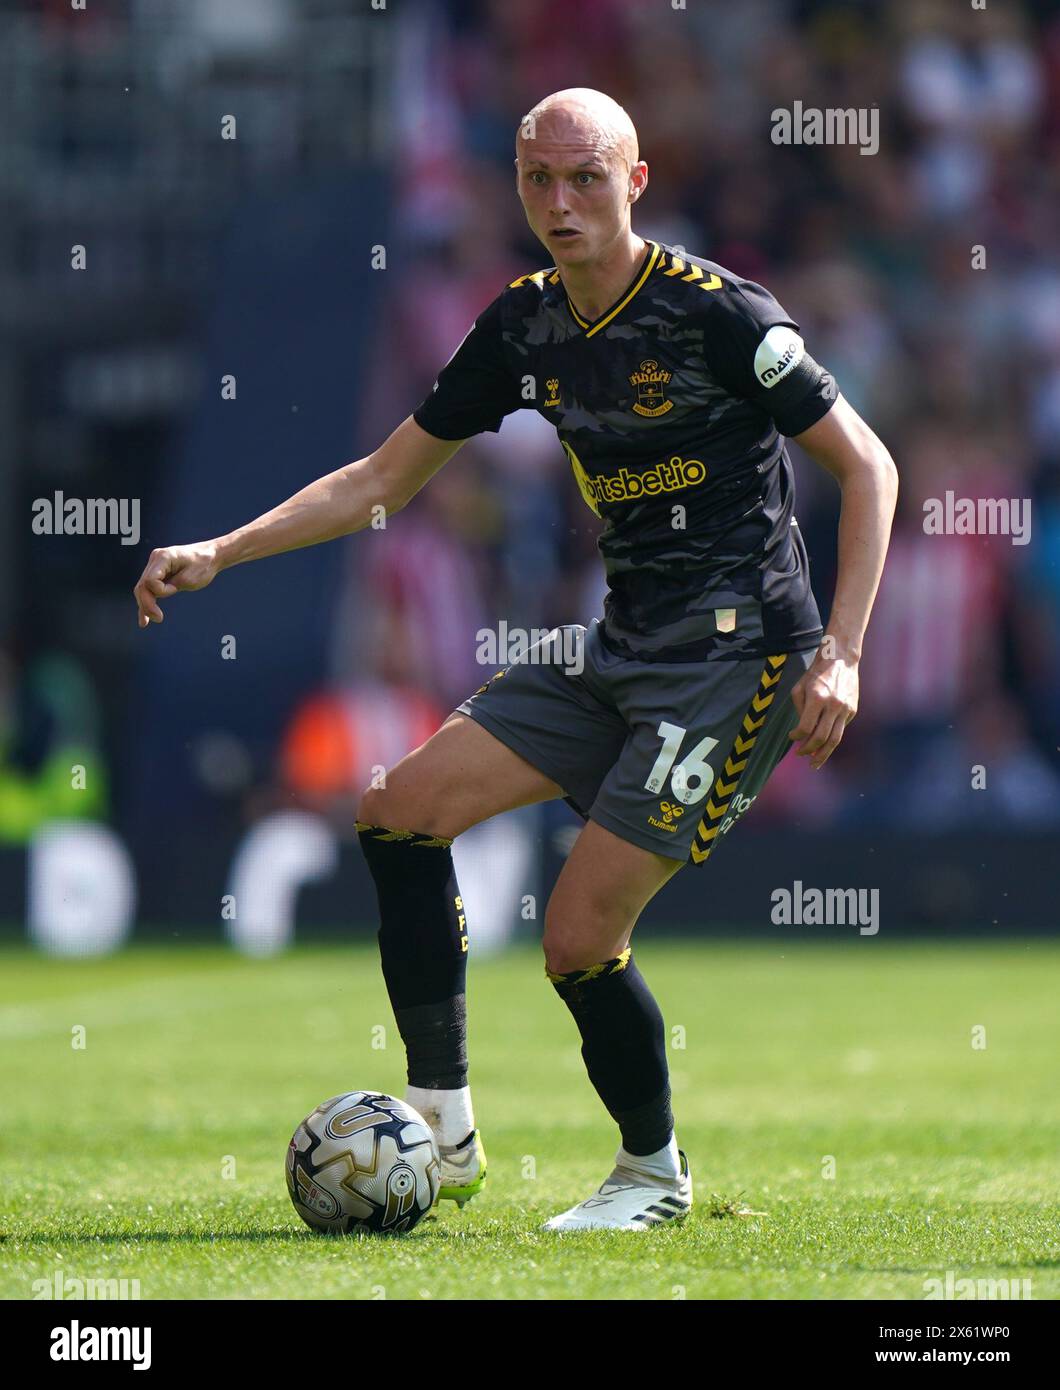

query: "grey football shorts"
xmin=457 ymin=620 xmax=817 ymax=866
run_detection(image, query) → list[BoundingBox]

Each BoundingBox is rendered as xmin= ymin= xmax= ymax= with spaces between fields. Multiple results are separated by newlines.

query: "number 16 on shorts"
xmin=645 ymin=722 xmax=718 ymax=806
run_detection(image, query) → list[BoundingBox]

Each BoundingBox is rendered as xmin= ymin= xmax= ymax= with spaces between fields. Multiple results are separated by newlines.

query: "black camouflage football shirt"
xmin=413 ymin=239 xmax=836 ymax=662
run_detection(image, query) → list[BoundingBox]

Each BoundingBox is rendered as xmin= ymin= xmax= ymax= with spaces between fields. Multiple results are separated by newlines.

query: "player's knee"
xmin=542 ymin=900 xmax=614 ymax=976
xmin=356 ymin=780 xmax=454 ymax=839
xmin=355 ymin=782 xmax=391 ymax=828
xmin=542 ymin=935 xmax=590 ymax=977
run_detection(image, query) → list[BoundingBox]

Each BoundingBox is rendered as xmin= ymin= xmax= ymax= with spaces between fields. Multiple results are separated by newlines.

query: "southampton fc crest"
xmin=629 ymin=359 xmax=674 ymax=417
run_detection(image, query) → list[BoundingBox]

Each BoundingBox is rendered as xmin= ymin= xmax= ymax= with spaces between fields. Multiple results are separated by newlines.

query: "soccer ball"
xmin=286 ymin=1091 xmax=440 ymax=1235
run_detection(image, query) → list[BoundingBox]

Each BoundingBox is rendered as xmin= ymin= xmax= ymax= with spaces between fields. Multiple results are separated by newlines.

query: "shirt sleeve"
xmin=412 ymin=294 xmax=527 ymax=440
xmin=701 ymin=279 xmax=837 ymax=437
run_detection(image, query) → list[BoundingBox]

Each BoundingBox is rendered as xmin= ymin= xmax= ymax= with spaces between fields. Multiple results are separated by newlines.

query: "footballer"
xmin=133 ymin=89 xmax=898 ymax=1231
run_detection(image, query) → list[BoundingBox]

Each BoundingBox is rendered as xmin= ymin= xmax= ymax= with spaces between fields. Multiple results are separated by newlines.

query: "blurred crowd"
xmin=313 ymin=0 xmax=1060 ymax=830
xmin=6 ymin=0 xmax=1060 ymax=846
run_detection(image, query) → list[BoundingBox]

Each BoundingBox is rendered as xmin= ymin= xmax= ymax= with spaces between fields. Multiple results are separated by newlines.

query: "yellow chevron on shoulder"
xmin=751 ymin=691 xmax=774 ymax=714
xmin=695 ymin=822 xmax=720 ymax=843
xmin=508 ymin=267 xmax=556 ymax=290
xmin=715 ymin=776 xmax=738 ymax=798
xmin=724 ymin=756 xmax=747 ymax=778
xmin=663 ymin=254 xmax=722 ymax=290
xmin=743 ymin=713 xmax=766 ymax=734
xmin=761 ymin=669 xmax=782 ymax=689
xmin=734 ymin=733 xmax=756 ymax=755
xmin=767 ymin=654 xmax=787 ymax=670
xmin=690 ymin=841 xmax=711 ymax=865
xmin=705 ymin=796 xmax=730 ymax=820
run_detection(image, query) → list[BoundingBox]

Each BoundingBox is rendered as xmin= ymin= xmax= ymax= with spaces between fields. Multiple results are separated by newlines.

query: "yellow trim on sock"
xmin=546 ymin=946 xmax=633 ymax=987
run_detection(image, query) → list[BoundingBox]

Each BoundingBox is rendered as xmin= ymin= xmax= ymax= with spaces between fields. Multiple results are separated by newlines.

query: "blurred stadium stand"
xmin=3 ymin=0 xmax=1059 ymax=945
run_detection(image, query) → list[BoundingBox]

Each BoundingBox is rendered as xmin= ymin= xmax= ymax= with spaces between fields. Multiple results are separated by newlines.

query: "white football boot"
xmin=436 ymin=1129 xmax=487 ymax=1207
xmin=544 ymin=1149 xmax=692 ymax=1232
xmin=405 ymin=1086 xmax=487 ymax=1207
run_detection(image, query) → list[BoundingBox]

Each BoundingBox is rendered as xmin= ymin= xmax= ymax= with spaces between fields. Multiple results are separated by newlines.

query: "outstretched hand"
xmin=133 ymin=542 xmax=222 ymax=628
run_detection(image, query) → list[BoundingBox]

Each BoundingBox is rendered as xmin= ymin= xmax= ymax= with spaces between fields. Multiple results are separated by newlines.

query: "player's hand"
xmin=133 ymin=541 xmax=222 ymax=628
xmin=788 ymin=648 xmax=859 ymax=770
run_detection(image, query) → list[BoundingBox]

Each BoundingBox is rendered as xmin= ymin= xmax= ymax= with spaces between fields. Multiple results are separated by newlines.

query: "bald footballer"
xmin=134 ymin=88 xmax=897 ymax=1230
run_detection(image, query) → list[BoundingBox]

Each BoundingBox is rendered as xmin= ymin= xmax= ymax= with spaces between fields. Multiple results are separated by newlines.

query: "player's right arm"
xmin=132 ymin=415 xmax=465 ymax=627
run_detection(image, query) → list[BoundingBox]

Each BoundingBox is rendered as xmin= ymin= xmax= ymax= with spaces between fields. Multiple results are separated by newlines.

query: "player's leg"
xmin=358 ymin=709 xmax=564 ymax=840
xmin=542 ymin=820 xmax=690 ymax=1231
xmin=358 ymin=623 xmax=626 ymax=1207
xmin=357 ymin=712 xmax=563 ymax=1204
xmin=540 ymin=644 xmax=818 ymax=1230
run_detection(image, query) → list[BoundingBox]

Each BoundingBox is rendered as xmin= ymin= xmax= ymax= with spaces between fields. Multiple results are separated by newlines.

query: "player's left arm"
xmin=788 ymin=394 xmax=899 ymax=769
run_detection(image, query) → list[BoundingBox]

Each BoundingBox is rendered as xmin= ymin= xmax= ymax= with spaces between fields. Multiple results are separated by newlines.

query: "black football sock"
xmin=549 ymin=950 xmax=673 ymax=1156
xmin=357 ymin=823 xmax=469 ymax=1090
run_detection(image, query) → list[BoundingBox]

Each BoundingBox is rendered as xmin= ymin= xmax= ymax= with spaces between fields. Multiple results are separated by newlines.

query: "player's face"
xmin=515 ymin=138 xmax=637 ymax=266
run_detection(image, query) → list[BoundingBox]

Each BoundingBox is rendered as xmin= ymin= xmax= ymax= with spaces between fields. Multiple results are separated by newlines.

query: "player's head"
xmin=514 ymin=88 xmax=648 ymax=266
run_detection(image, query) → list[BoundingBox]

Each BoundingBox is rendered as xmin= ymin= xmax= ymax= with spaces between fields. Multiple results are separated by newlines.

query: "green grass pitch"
xmin=1 ymin=939 xmax=1057 ymax=1300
